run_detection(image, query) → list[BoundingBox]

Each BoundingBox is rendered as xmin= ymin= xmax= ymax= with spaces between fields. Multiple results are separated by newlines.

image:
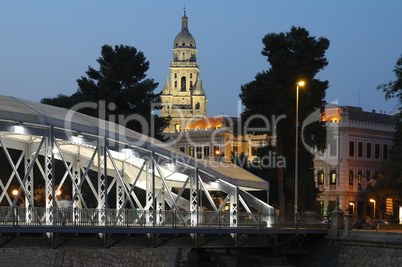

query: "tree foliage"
xmin=41 ymin=44 xmax=168 ymax=140
xmin=370 ymin=54 xmax=402 ymax=220
xmin=239 ymin=26 xmax=330 ymax=213
xmin=377 ymin=54 xmax=402 ymax=101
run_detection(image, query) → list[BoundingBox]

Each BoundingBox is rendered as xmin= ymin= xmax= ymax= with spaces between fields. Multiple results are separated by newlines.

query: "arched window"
xmin=195 ymin=102 xmax=200 ymax=110
xmin=181 ymin=77 xmax=186 ymax=91
xmin=317 ymin=170 xmax=324 ymax=185
xmin=190 ymin=81 xmax=193 ymax=88
xmin=190 ymin=73 xmax=193 ymax=78
xmin=330 ymin=170 xmax=336 ymax=185
xmin=174 ymin=73 xmax=177 ymax=78
xmin=349 ymin=170 xmax=353 ymax=185
xmin=174 ymin=81 xmax=177 ymax=87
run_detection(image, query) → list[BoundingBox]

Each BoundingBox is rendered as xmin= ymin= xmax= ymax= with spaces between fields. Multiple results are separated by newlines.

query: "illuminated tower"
xmin=161 ymin=11 xmax=207 ymax=133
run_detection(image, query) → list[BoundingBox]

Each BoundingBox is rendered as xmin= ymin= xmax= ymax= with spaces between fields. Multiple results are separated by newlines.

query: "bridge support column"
xmin=230 ymin=186 xmax=239 ymax=227
xmin=190 ymin=168 xmax=199 ymax=226
xmin=45 ymin=127 xmax=55 ymax=225
xmin=97 ymin=137 xmax=107 ymax=225
xmin=24 ymin=144 xmax=34 ymax=223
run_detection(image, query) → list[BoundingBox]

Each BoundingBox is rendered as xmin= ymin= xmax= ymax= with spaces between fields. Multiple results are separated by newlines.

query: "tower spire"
xmin=182 ymin=7 xmax=188 ymax=30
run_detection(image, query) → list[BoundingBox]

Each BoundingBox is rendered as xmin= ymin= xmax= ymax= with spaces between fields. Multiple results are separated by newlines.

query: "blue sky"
xmin=0 ymin=1 xmax=401 ymax=117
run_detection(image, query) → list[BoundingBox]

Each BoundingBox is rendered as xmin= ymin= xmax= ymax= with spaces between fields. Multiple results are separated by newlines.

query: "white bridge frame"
xmin=0 ymin=96 xmax=274 ymax=228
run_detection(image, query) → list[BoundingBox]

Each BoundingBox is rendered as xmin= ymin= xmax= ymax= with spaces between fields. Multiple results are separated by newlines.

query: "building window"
xmin=375 ymin=144 xmax=380 ymax=159
xmin=317 ymin=170 xmax=324 ymax=185
xmin=366 ymin=143 xmax=372 ymax=158
xmin=174 ymin=81 xmax=177 ymax=87
xmin=190 ymin=81 xmax=193 ymax=88
xmin=181 ymin=77 xmax=186 ymax=91
xmin=349 ymin=170 xmax=353 ymax=185
xmin=214 ymin=146 xmax=221 ymax=157
xmin=189 ymin=147 xmax=194 ymax=157
xmin=330 ymin=170 xmax=336 ymax=185
xmin=204 ymin=146 xmax=210 ymax=159
xmin=190 ymin=73 xmax=192 ymax=78
xmin=179 ymin=147 xmax=185 ymax=153
xmin=164 ymin=102 xmax=169 ymax=110
xmin=383 ymin=144 xmax=388 ymax=160
xmin=358 ymin=171 xmax=362 ymax=185
xmin=195 ymin=102 xmax=200 ymax=109
xmin=358 ymin=142 xmax=363 ymax=158
xmin=196 ymin=147 xmax=202 ymax=159
xmin=174 ymin=73 xmax=177 ymax=78
xmin=349 ymin=141 xmax=355 ymax=157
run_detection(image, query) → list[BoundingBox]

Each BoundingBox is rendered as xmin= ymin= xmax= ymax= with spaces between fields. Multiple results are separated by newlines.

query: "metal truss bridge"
xmin=0 ymin=95 xmax=327 ymax=251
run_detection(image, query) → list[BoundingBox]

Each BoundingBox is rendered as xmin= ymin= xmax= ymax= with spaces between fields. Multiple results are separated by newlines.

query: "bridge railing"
xmin=0 ymin=206 xmax=329 ymax=229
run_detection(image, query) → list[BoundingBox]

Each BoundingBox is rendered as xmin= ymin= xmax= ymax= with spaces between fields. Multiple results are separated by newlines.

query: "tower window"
xmin=190 ymin=73 xmax=192 ymax=78
xmin=174 ymin=81 xmax=177 ymax=87
xmin=181 ymin=77 xmax=186 ymax=91
xmin=195 ymin=102 xmax=200 ymax=109
xmin=182 ymin=42 xmax=185 ymax=46
xmin=174 ymin=73 xmax=177 ymax=78
xmin=190 ymin=81 xmax=193 ymax=88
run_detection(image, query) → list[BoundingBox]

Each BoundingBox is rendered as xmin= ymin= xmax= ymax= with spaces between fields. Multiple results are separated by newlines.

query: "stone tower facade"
xmin=161 ymin=11 xmax=207 ymax=133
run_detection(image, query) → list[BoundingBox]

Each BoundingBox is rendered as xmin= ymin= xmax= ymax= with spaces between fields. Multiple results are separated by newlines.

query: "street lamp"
xmin=12 ymin=189 xmax=18 ymax=197
xmin=295 ymin=81 xmax=305 ymax=225
xmin=370 ymin=199 xmax=376 ymax=218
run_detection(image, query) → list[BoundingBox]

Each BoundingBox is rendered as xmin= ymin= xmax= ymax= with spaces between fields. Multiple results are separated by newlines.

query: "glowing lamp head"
xmin=56 ymin=190 xmax=62 ymax=196
xmin=12 ymin=189 xmax=18 ymax=196
xmin=297 ymin=81 xmax=305 ymax=87
xmin=370 ymin=199 xmax=375 ymax=203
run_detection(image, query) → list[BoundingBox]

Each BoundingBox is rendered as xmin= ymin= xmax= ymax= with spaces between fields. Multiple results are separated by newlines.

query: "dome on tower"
xmin=174 ymin=11 xmax=196 ymax=49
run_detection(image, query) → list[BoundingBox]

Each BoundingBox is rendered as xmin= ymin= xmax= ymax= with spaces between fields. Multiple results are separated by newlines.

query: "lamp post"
xmin=295 ymin=81 xmax=305 ymax=226
xmin=370 ymin=199 xmax=376 ymax=218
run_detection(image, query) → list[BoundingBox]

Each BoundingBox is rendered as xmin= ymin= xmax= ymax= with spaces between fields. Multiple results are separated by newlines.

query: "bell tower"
xmin=161 ymin=11 xmax=207 ymax=133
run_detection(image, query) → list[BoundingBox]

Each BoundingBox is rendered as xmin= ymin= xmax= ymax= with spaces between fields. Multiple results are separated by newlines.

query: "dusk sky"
xmin=1 ymin=1 xmax=401 ymax=117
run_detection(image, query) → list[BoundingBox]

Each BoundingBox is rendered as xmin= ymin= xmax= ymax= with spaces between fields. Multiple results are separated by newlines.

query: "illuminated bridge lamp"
xmin=12 ymin=189 xmax=18 ymax=196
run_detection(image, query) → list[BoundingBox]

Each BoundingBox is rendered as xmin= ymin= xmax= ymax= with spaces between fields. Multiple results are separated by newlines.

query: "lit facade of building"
xmin=174 ymin=116 xmax=268 ymax=162
xmin=161 ymin=11 xmax=207 ymax=133
xmin=314 ymin=106 xmax=397 ymax=219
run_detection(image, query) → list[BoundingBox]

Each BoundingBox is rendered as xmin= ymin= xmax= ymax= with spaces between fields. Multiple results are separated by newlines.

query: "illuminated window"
xmin=189 ymin=147 xmax=194 ymax=157
xmin=317 ymin=170 xmax=324 ymax=185
xmin=358 ymin=171 xmax=362 ymax=185
xmin=330 ymin=170 xmax=336 ymax=185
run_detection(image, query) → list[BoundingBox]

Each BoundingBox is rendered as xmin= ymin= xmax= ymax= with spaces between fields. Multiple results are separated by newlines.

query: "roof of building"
xmin=342 ymin=106 xmax=398 ymax=125
xmin=173 ymin=11 xmax=196 ymax=49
